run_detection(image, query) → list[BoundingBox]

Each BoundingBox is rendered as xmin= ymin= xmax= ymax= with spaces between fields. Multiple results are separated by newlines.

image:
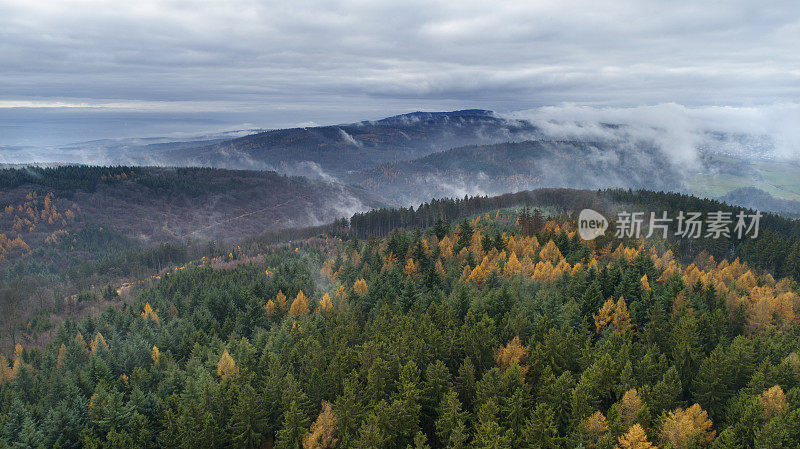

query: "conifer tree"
xmin=319 ymin=293 xmax=333 ymax=313
xmin=303 ymin=401 xmax=338 ymax=449
xmin=617 ymin=424 xmax=655 ymax=449
xmin=660 ymin=404 xmax=715 ymax=448
xmin=217 ymin=350 xmax=238 ymax=379
xmin=290 ymin=290 xmax=310 ymax=316
xmin=276 ymin=400 xmax=311 ymax=449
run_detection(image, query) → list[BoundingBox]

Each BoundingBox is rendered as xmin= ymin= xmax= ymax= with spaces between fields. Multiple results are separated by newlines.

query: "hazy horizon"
xmin=2 ymin=0 xmax=799 ymax=153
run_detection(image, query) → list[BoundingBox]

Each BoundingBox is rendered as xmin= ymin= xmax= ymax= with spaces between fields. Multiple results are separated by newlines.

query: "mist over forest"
xmin=2 ymin=0 xmax=800 ymax=448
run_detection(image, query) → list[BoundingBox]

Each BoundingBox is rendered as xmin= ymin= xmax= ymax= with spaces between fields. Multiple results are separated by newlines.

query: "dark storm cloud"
xmin=0 ymin=0 xmax=799 ymax=146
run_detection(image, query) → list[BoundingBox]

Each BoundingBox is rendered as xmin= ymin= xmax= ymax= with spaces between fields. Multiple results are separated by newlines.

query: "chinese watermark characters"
xmin=578 ymin=209 xmax=762 ymax=241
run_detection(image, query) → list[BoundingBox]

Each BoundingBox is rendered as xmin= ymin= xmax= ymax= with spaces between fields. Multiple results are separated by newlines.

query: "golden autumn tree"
xmin=468 ymin=262 xmax=488 ymax=285
xmin=303 ymin=400 xmax=338 ymax=449
xmin=641 ymin=274 xmax=651 ymax=292
xmin=539 ymin=240 xmax=563 ymax=264
xmin=595 ymin=297 xmax=632 ymax=334
xmin=151 ymin=346 xmax=161 ymax=366
xmin=660 ymin=404 xmax=715 ymax=448
xmin=760 ymin=385 xmax=788 ymax=419
xmin=532 ymin=260 xmax=555 ymax=283
xmin=617 ymin=424 xmax=656 ymax=449
xmin=620 ymin=388 xmax=645 ymax=429
xmin=439 ymin=236 xmax=454 ymax=259
xmin=217 ymin=350 xmax=238 ymax=379
xmin=290 ymin=290 xmax=310 ymax=316
xmin=90 ymin=332 xmax=109 ymax=354
xmin=382 ymin=252 xmax=398 ymax=272
xmin=582 ymin=411 xmax=609 ymax=448
xmin=495 ymin=336 xmax=529 ymax=374
xmin=594 ymin=298 xmax=616 ymax=333
xmin=319 ymin=293 xmax=333 ymax=313
xmin=404 ymin=258 xmax=420 ymax=276
xmin=265 ymin=299 xmax=277 ymax=318
xmin=141 ymin=302 xmax=160 ymax=322
xmin=736 ymin=270 xmax=757 ymax=291
xmin=613 ymin=297 xmax=632 ymax=334
xmin=353 ymin=278 xmax=368 ymax=295
xmin=276 ymin=290 xmax=288 ymax=312
xmin=504 ymin=252 xmax=523 ymax=276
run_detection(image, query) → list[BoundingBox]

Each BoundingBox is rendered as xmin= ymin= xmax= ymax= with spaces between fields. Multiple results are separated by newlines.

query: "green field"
xmin=686 ymin=158 xmax=800 ymax=202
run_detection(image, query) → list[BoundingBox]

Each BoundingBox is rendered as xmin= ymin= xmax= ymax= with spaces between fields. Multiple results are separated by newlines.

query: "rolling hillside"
xmin=349 ymin=139 xmax=684 ymax=205
xmin=157 ymin=110 xmax=540 ymax=174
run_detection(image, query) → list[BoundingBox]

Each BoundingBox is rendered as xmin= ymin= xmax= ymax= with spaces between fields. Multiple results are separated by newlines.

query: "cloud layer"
xmin=1 ymin=0 xmax=799 ymax=146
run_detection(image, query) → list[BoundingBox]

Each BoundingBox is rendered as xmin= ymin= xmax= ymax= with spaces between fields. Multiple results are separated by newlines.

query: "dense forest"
xmin=0 ymin=165 xmax=383 ymax=350
xmin=2 ymin=195 xmax=800 ymax=448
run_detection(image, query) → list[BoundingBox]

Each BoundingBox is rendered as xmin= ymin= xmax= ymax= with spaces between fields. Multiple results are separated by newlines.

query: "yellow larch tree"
xmin=613 ymin=297 xmax=632 ymax=334
xmin=319 ymin=293 xmax=333 ymax=313
xmin=660 ymin=404 xmax=715 ymax=448
xmin=439 ymin=236 xmax=454 ymax=259
xmin=468 ymin=262 xmax=488 ymax=286
xmin=520 ymin=255 xmax=535 ymax=276
xmin=289 ymin=290 xmax=310 ymax=316
xmin=435 ymin=259 xmax=446 ymax=278
xmin=760 ymin=385 xmax=788 ymax=419
xmin=594 ymin=298 xmax=616 ymax=334
xmin=594 ymin=297 xmax=632 ymax=334
xmin=641 ymin=274 xmax=651 ymax=292
xmin=495 ymin=336 xmax=529 ymax=374
xmin=303 ymin=400 xmax=338 ymax=449
xmin=460 ymin=265 xmax=472 ymax=282
xmin=582 ymin=411 xmax=609 ymax=448
xmin=504 ymin=252 xmax=522 ymax=276
xmin=617 ymin=424 xmax=656 ymax=449
xmin=382 ymin=251 xmax=398 ymax=272
xmin=539 ymin=240 xmax=563 ymax=264
xmin=620 ymin=388 xmax=645 ymax=429
xmin=532 ymin=260 xmax=555 ymax=283
xmin=217 ymin=350 xmax=238 ymax=379
xmin=141 ymin=302 xmax=160 ymax=322
xmin=404 ymin=258 xmax=420 ymax=276
xmin=736 ymin=270 xmax=757 ymax=291
xmin=151 ymin=346 xmax=161 ymax=366
xmin=353 ymin=278 xmax=368 ymax=295
xmin=265 ymin=299 xmax=277 ymax=318
xmin=276 ymin=290 xmax=288 ymax=312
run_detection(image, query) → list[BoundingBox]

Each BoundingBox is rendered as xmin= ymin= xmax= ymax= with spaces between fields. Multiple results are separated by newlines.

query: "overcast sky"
xmin=1 ymin=0 xmax=799 ymax=146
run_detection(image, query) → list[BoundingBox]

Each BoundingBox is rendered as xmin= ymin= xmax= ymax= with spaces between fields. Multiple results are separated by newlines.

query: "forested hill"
xmin=0 ymin=165 xmax=381 ymax=245
xmin=347 ymin=140 xmax=684 ymax=205
xmin=2 ymin=193 xmax=800 ymax=448
xmin=0 ymin=165 xmax=382 ymax=352
xmin=157 ymin=110 xmax=539 ymax=174
xmin=343 ymin=188 xmax=800 ymax=283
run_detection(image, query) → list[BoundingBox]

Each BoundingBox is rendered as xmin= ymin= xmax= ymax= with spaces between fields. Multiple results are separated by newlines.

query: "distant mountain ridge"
xmin=36 ymin=108 xmax=800 ymax=215
xmin=155 ymin=109 xmax=540 ymax=173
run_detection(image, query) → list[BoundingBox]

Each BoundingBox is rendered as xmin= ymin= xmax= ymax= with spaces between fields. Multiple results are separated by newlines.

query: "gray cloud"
xmin=1 ymin=0 xmax=799 ymax=146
